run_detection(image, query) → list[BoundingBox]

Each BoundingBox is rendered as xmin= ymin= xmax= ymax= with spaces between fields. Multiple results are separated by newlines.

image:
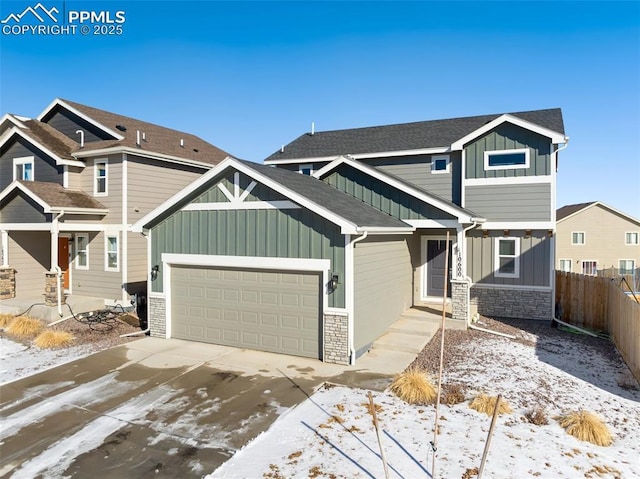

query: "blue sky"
xmin=1 ymin=1 xmax=639 ymax=217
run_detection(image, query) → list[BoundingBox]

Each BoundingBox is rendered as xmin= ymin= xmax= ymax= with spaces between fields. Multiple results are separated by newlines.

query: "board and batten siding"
xmin=324 ymin=164 xmax=456 ymax=221
xmin=42 ymin=108 xmax=114 ymax=143
xmin=71 ymin=231 xmax=123 ymax=299
xmin=365 ymin=152 xmax=462 ymax=204
xmin=465 ymin=183 xmax=551 ymax=222
xmin=150 ymin=199 xmax=346 ymax=308
xmin=353 ymin=235 xmax=412 ymax=354
xmin=465 ymin=123 xmax=552 ymax=179
xmin=467 ymin=230 xmax=551 ymax=287
xmin=126 ymin=155 xmax=207 ymax=223
xmin=8 ymin=231 xmax=50 ymax=296
xmin=1 ymin=192 xmax=49 ymax=223
xmin=75 ymin=154 xmax=123 ymax=223
xmin=0 ymin=136 xmax=63 ymax=190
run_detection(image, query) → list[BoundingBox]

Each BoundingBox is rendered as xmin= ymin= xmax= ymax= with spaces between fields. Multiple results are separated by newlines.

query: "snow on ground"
xmin=211 ymin=335 xmax=640 ymax=479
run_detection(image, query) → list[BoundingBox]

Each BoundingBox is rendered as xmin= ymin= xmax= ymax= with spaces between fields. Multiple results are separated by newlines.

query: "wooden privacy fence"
xmin=555 ymin=271 xmax=640 ymax=383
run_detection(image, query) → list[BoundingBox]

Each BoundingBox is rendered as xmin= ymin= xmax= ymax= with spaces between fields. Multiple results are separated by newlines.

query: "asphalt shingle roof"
xmin=20 ymin=120 xmax=78 ymax=160
xmin=556 ymin=202 xmax=596 ymax=221
xmin=18 ymin=181 xmax=107 ymax=210
xmin=265 ymin=108 xmax=565 ymax=162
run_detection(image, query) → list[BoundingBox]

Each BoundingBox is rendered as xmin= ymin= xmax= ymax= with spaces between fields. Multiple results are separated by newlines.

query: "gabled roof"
xmin=557 ymin=201 xmax=640 ymax=225
xmin=0 ymin=181 xmax=108 ymax=214
xmin=265 ymin=108 xmax=565 ymax=163
xmin=134 ymin=158 xmax=413 ymax=235
xmin=0 ymin=124 xmax=84 ymax=167
xmin=36 ymin=98 xmax=231 ymax=166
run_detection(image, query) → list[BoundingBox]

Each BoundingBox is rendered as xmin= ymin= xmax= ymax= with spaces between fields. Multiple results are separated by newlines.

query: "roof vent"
xmin=116 ymin=124 xmax=127 ymax=132
xmin=180 ymin=139 xmax=184 ymax=148
xmin=193 ymin=148 xmax=199 ymax=153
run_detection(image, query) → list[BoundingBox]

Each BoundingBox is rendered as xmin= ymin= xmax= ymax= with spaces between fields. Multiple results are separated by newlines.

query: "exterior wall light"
xmin=151 ymin=264 xmax=159 ymax=280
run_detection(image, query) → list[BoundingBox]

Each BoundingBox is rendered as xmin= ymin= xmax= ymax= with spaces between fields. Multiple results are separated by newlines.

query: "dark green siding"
xmin=324 ymin=164 xmax=455 ymax=221
xmin=465 ymin=123 xmax=552 ymax=179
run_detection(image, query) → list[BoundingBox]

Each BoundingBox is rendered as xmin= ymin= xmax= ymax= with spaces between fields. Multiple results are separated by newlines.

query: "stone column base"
xmin=451 ymin=280 xmax=469 ymax=323
xmin=44 ymin=272 xmax=66 ymax=307
xmin=0 ymin=268 xmax=16 ymax=299
xmin=323 ymin=313 xmax=349 ymax=365
xmin=149 ymin=296 xmax=167 ymax=337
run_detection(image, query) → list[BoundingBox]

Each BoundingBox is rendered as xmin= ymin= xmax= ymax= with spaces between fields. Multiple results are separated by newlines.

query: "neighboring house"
xmin=0 ymin=98 xmax=231 ymax=305
xmin=556 ymin=201 xmax=640 ymax=281
xmin=135 ymin=108 xmax=568 ymax=365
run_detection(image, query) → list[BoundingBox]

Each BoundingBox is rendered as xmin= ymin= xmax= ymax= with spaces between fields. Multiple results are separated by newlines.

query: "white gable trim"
xmin=451 ymin=114 xmax=567 ymax=149
xmin=0 ymin=181 xmax=109 ymax=215
xmin=313 ymin=155 xmax=480 ymax=223
xmin=557 ymin=201 xmax=640 ymax=226
xmin=37 ymin=98 xmax=125 ymax=140
xmin=0 ymin=127 xmax=85 ymax=167
xmin=0 ymin=113 xmax=28 ymax=130
xmin=182 ymin=200 xmax=300 ymax=211
xmin=73 ymin=146 xmax=218 ymax=170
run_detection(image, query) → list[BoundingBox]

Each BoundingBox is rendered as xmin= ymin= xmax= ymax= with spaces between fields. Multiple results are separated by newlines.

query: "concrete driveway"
xmin=0 ymin=338 xmax=413 ymax=478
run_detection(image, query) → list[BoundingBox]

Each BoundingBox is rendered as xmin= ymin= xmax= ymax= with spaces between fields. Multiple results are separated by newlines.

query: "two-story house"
xmin=556 ymin=201 xmax=640 ymax=286
xmin=134 ymin=108 xmax=567 ymax=365
xmin=0 ymin=98 xmax=231 ymax=307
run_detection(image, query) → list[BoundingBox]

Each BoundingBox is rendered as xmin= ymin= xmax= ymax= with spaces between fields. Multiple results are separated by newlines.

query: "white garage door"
xmin=171 ymin=265 xmax=321 ymax=358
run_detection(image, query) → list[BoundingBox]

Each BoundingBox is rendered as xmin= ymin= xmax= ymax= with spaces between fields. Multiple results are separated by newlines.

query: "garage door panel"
xmin=171 ymin=266 xmax=321 ymax=359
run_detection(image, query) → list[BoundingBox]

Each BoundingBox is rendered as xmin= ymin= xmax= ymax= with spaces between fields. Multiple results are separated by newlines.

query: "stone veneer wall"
xmin=323 ymin=313 xmax=349 ymax=365
xmin=451 ymin=280 xmax=469 ymax=322
xmin=0 ymin=268 xmax=16 ymax=299
xmin=149 ymin=296 xmax=167 ymax=337
xmin=471 ymin=286 xmax=552 ymax=320
xmin=44 ymin=272 xmax=66 ymax=306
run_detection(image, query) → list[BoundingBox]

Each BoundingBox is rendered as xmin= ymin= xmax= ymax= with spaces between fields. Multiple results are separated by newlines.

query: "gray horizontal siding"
xmin=354 ymin=235 xmax=412 ymax=354
xmin=8 ymin=231 xmax=50 ymax=297
xmin=465 ymin=123 xmax=552 ymax=179
xmin=465 ymin=183 xmax=551 ymax=221
xmin=0 ymin=191 xmax=48 ymax=223
xmin=71 ymin=231 xmax=123 ymax=299
xmin=467 ymin=230 xmax=551 ymax=287
xmin=324 ymin=164 xmax=455 ymax=221
xmin=0 ymin=136 xmax=63 ymax=190
xmin=43 ymin=109 xmax=114 ymax=142
xmin=75 ymin=154 xmax=123 ymax=223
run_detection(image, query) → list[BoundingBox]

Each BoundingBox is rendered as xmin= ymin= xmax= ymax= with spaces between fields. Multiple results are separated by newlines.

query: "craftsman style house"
xmin=135 ymin=108 xmax=568 ymax=364
xmin=0 ymin=99 xmax=230 ymax=305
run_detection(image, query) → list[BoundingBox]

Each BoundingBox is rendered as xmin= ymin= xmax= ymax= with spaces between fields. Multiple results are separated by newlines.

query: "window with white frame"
xmin=13 ymin=156 xmax=34 ymax=181
xmin=484 ymin=148 xmax=529 ymax=171
xmin=619 ymin=259 xmax=635 ymax=275
xmin=581 ymin=260 xmax=597 ymax=276
xmin=494 ymin=237 xmax=520 ymax=278
xmin=94 ymin=159 xmax=108 ymax=195
xmin=298 ymin=164 xmax=314 ymax=176
xmin=75 ymin=234 xmax=89 ymax=270
xmin=559 ymin=259 xmax=572 ymax=272
xmin=626 ymin=232 xmax=639 ymax=245
xmin=431 ymin=155 xmax=450 ymax=174
xmin=571 ymin=232 xmax=585 ymax=245
xmin=105 ymin=234 xmax=119 ymax=271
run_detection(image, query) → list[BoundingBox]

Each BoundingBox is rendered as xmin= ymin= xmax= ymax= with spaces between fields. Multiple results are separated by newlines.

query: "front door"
xmin=425 ymin=239 xmax=452 ymax=299
xmin=58 ymin=237 xmax=69 ymax=289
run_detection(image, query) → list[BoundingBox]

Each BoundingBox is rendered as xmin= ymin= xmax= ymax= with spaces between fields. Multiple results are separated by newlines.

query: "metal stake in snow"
xmin=367 ymin=391 xmax=390 ymax=479
xmin=478 ymin=394 xmax=502 ymax=479
xmin=431 ymin=231 xmax=450 ymax=479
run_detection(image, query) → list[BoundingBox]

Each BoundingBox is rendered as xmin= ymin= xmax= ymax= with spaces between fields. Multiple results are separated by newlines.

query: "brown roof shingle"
xmin=19 ymin=181 xmax=107 ymax=210
xmin=556 ymin=202 xmax=597 ymax=221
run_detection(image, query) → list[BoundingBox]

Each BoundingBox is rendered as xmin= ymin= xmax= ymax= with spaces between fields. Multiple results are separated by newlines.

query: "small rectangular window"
xmin=559 ymin=259 xmax=572 ymax=272
xmin=431 ymin=155 xmax=450 ymax=174
xmin=105 ymin=234 xmax=118 ymax=271
xmin=95 ymin=159 xmax=107 ymax=195
xmin=494 ymin=237 xmax=520 ymax=278
xmin=571 ymin=232 xmax=585 ymax=245
xmin=13 ymin=156 xmax=34 ymax=181
xmin=484 ymin=148 xmax=530 ymax=171
xmin=619 ymin=259 xmax=635 ymax=275
xmin=626 ymin=232 xmax=639 ymax=245
xmin=581 ymin=260 xmax=597 ymax=276
xmin=75 ymin=234 xmax=89 ymax=270
xmin=298 ymin=164 xmax=314 ymax=176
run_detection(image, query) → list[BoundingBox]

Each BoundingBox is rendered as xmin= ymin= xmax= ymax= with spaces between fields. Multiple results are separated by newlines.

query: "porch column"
xmin=50 ymin=230 xmax=59 ymax=271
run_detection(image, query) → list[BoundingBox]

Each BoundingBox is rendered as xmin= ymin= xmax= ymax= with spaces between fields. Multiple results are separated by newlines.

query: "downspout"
xmin=459 ymin=218 xmax=480 ymax=326
xmin=52 ymin=210 xmax=65 ymax=317
xmin=348 ymin=231 xmax=368 ymax=364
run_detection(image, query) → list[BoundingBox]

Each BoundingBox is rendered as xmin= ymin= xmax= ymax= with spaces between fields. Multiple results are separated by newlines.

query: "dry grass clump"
xmin=6 ymin=316 xmax=45 ymax=339
xmin=555 ymin=410 xmax=612 ymax=446
xmin=34 ymin=330 xmax=75 ymax=349
xmin=468 ymin=394 xmax=512 ymax=416
xmin=0 ymin=313 xmax=16 ymax=328
xmin=525 ymin=408 xmax=549 ymax=426
xmin=442 ymin=383 xmax=466 ymax=406
xmin=389 ymin=368 xmax=436 ymax=405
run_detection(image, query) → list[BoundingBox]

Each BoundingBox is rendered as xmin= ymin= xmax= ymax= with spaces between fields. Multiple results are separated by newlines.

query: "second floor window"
xmin=431 ymin=155 xmax=450 ymax=174
xmin=571 ymin=232 xmax=585 ymax=245
xmin=13 ymin=157 xmax=34 ymax=181
xmin=626 ymin=232 xmax=639 ymax=245
xmin=484 ymin=148 xmax=529 ymax=171
xmin=94 ymin=159 xmax=107 ymax=195
xmin=298 ymin=164 xmax=314 ymax=176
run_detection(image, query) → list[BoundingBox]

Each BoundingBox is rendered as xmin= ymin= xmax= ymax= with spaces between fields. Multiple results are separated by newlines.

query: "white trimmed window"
xmin=559 ymin=259 xmax=572 ymax=272
xmin=94 ymin=159 xmax=108 ymax=195
xmin=494 ymin=237 xmax=520 ymax=278
xmin=581 ymin=260 xmax=597 ymax=276
xmin=75 ymin=234 xmax=89 ymax=270
xmin=431 ymin=155 xmax=450 ymax=174
xmin=298 ymin=164 xmax=314 ymax=176
xmin=571 ymin=232 xmax=585 ymax=245
xmin=484 ymin=148 xmax=529 ymax=171
xmin=105 ymin=234 xmax=119 ymax=271
xmin=625 ymin=232 xmax=639 ymax=245
xmin=13 ymin=156 xmax=34 ymax=181
xmin=619 ymin=259 xmax=635 ymax=275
